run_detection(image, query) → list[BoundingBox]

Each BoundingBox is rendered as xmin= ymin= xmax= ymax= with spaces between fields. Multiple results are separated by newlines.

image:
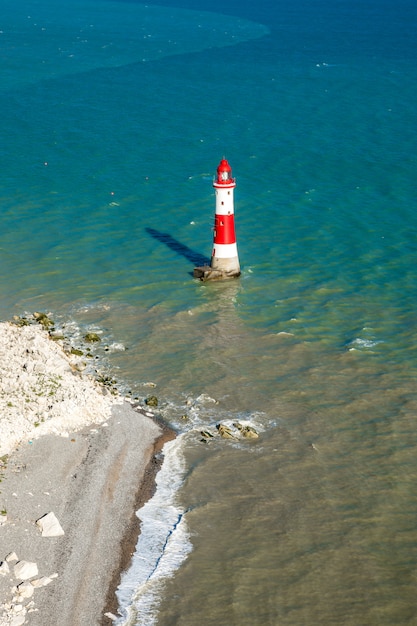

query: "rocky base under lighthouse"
xmin=193 ymin=265 xmax=241 ymax=281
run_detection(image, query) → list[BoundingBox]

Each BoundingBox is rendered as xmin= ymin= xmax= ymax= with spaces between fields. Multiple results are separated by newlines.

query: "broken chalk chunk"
xmin=14 ymin=560 xmax=38 ymax=580
xmin=17 ymin=581 xmax=34 ymax=598
xmin=0 ymin=561 xmax=10 ymax=575
xmin=31 ymin=576 xmax=53 ymax=588
xmin=6 ymin=552 xmax=19 ymax=563
xmin=36 ymin=512 xmax=64 ymax=537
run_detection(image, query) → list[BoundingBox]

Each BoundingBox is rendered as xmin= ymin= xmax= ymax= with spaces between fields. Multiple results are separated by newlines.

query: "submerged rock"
xmin=70 ymin=347 xmax=84 ymax=356
xmin=216 ymin=424 xmax=238 ymax=440
xmin=33 ymin=312 xmax=54 ymax=330
xmin=211 ymin=422 xmax=260 ymax=442
xmin=233 ymin=422 xmax=259 ymax=439
xmin=200 ymin=429 xmax=215 ymax=443
xmin=84 ymin=332 xmax=101 ymax=343
xmin=145 ymin=395 xmax=158 ymax=408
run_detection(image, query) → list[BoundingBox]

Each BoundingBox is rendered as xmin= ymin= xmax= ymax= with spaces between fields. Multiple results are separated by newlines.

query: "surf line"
xmin=145 ymin=508 xmax=190 ymax=583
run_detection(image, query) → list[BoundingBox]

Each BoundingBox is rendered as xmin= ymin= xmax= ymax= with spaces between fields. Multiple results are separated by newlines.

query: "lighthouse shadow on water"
xmin=145 ymin=227 xmax=209 ymax=272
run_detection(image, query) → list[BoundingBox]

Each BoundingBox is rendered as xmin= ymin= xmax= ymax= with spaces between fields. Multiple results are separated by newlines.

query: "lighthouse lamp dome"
xmin=215 ymin=158 xmax=234 ymax=185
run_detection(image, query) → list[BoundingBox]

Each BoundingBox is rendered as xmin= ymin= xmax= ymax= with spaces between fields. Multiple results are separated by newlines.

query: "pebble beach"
xmin=0 ymin=318 xmax=173 ymax=625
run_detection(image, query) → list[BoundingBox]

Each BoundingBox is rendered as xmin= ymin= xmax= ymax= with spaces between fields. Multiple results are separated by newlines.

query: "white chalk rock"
xmin=17 ymin=581 xmax=34 ymax=598
xmin=14 ymin=560 xmax=38 ymax=580
xmin=31 ymin=576 xmax=53 ymax=588
xmin=6 ymin=552 xmax=18 ymax=563
xmin=11 ymin=615 xmax=26 ymax=626
xmin=0 ymin=513 xmax=7 ymax=525
xmin=0 ymin=560 xmax=10 ymax=575
xmin=36 ymin=512 xmax=64 ymax=537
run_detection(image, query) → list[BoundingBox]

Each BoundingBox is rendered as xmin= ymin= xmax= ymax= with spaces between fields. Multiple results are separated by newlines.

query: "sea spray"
xmin=115 ymin=435 xmax=192 ymax=625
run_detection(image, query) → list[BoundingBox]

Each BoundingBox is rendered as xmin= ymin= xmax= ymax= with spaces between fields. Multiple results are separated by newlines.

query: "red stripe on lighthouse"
xmin=213 ymin=214 xmax=236 ymax=245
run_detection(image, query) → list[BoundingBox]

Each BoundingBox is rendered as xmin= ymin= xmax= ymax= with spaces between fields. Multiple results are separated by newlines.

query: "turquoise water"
xmin=2 ymin=0 xmax=417 ymax=624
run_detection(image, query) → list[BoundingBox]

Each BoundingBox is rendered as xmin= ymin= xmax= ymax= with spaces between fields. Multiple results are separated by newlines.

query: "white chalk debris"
xmin=16 ymin=581 xmax=34 ymax=599
xmin=1 ymin=548 xmax=58 ymax=625
xmin=14 ymin=560 xmax=38 ymax=581
xmin=0 ymin=320 xmax=120 ymax=458
xmin=31 ymin=575 xmax=54 ymax=588
xmin=36 ymin=511 xmax=65 ymax=537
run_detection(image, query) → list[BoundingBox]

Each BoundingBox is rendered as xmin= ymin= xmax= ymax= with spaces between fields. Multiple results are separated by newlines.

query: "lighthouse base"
xmin=193 ymin=265 xmax=241 ymax=282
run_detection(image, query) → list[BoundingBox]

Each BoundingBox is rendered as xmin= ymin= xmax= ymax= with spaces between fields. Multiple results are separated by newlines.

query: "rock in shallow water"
xmin=211 ymin=422 xmax=259 ymax=441
xmin=233 ymin=421 xmax=259 ymax=439
xmin=216 ymin=424 xmax=238 ymax=440
xmin=84 ymin=332 xmax=101 ymax=343
xmin=145 ymin=395 xmax=158 ymax=407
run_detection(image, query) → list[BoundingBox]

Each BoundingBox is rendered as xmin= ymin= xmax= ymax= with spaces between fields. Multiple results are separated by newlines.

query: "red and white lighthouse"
xmin=194 ymin=158 xmax=241 ymax=281
xmin=211 ymin=158 xmax=240 ymax=276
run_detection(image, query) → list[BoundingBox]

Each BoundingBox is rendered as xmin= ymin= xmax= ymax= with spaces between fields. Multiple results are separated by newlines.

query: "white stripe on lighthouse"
xmin=212 ymin=242 xmax=238 ymax=258
xmin=215 ymin=188 xmax=235 ymax=215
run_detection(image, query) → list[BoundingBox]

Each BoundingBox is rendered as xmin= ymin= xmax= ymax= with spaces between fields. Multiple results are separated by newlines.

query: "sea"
xmin=2 ymin=0 xmax=417 ymax=624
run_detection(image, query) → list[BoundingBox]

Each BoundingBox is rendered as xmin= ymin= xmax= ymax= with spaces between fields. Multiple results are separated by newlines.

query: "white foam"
xmin=115 ymin=435 xmax=192 ymax=625
xmin=106 ymin=342 xmax=126 ymax=352
xmin=348 ymin=337 xmax=382 ymax=350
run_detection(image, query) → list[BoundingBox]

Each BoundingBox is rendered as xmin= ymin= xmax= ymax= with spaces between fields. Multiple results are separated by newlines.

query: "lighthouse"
xmin=194 ymin=158 xmax=241 ymax=281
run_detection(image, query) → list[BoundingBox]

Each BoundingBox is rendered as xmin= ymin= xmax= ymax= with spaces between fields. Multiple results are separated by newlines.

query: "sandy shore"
xmin=0 ymin=319 xmax=174 ymax=625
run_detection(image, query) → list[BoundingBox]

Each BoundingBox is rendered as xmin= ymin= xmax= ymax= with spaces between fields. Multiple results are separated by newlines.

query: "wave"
xmin=115 ymin=435 xmax=192 ymax=625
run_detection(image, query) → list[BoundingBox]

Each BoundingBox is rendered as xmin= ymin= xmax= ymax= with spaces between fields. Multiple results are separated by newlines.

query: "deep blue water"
xmin=2 ymin=1 xmax=417 ymax=624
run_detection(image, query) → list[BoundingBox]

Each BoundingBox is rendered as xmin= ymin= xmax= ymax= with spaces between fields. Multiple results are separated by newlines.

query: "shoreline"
xmin=0 ymin=319 xmax=176 ymax=625
xmin=101 ymin=415 xmax=176 ymax=624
